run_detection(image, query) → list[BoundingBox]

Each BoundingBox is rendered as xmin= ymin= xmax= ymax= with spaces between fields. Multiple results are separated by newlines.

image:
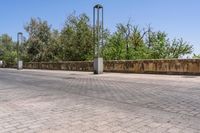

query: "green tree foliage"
xmin=0 ymin=13 xmax=195 ymax=63
xmin=102 ymin=26 xmax=126 ymax=60
xmin=0 ymin=34 xmax=17 ymax=64
xmin=168 ymin=39 xmax=193 ymax=58
xmin=146 ymin=31 xmax=193 ymax=59
xmin=24 ymin=18 xmax=53 ymax=62
xmin=60 ymin=13 xmax=93 ymax=61
xmin=193 ymin=54 xmax=200 ymax=58
xmin=103 ymin=23 xmax=193 ymax=60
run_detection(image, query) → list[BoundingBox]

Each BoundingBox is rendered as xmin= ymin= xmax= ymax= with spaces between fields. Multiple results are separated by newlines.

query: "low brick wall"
xmin=23 ymin=59 xmax=200 ymax=75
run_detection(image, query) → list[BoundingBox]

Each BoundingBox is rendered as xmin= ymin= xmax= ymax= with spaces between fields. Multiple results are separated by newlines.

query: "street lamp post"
xmin=17 ymin=32 xmax=23 ymax=70
xmin=93 ymin=4 xmax=104 ymax=74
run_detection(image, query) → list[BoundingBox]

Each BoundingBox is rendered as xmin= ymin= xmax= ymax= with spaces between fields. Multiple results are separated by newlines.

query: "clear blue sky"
xmin=0 ymin=0 xmax=199 ymax=54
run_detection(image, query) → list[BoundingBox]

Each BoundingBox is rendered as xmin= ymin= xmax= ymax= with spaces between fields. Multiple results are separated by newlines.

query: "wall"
xmin=104 ymin=59 xmax=200 ymax=75
xmin=21 ymin=59 xmax=200 ymax=75
xmin=24 ymin=61 xmax=93 ymax=72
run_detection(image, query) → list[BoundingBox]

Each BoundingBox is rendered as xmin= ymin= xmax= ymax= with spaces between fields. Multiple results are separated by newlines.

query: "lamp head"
xmin=94 ymin=4 xmax=103 ymax=9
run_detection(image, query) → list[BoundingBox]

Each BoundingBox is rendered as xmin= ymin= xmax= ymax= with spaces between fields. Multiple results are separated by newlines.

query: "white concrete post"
xmin=94 ymin=58 xmax=103 ymax=74
xmin=17 ymin=61 xmax=23 ymax=70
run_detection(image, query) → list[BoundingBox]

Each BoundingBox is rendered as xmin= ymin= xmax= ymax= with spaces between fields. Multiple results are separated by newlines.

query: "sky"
xmin=0 ymin=0 xmax=200 ymax=54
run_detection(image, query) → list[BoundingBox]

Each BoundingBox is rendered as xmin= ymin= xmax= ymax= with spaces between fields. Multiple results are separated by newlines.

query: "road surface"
xmin=0 ymin=68 xmax=200 ymax=133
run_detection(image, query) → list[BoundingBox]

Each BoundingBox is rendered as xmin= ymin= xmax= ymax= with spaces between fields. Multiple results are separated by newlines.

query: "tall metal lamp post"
xmin=93 ymin=4 xmax=104 ymax=74
xmin=17 ymin=32 xmax=23 ymax=70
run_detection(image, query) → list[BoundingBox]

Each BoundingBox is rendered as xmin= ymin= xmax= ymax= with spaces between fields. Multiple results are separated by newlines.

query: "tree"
xmin=48 ymin=29 xmax=61 ymax=61
xmin=0 ymin=13 xmax=195 ymax=62
xmin=193 ymin=54 xmax=200 ymax=58
xmin=146 ymin=31 xmax=170 ymax=59
xmin=168 ymin=38 xmax=193 ymax=58
xmin=103 ymin=32 xmax=126 ymax=60
xmin=102 ymin=22 xmax=193 ymax=60
xmin=0 ymin=34 xmax=17 ymax=64
xmin=24 ymin=18 xmax=52 ymax=62
xmin=60 ymin=13 xmax=93 ymax=61
xmin=145 ymin=31 xmax=193 ymax=59
xmin=103 ymin=23 xmax=149 ymax=60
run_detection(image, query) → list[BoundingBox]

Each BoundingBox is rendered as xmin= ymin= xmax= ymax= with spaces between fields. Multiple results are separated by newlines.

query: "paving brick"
xmin=0 ymin=69 xmax=200 ymax=133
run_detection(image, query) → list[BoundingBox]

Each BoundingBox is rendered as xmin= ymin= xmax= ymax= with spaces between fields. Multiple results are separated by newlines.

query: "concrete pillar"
xmin=0 ymin=61 xmax=3 ymax=68
xmin=17 ymin=61 xmax=23 ymax=70
xmin=94 ymin=58 xmax=103 ymax=74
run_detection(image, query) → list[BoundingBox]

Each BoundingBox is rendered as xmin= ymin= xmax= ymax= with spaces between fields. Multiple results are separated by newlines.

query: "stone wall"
xmin=22 ymin=59 xmax=200 ymax=75
xmin=24 ymin=62 xmax=93 ymax=71
xmin=104 ymin=59 xmax=200 ymax=75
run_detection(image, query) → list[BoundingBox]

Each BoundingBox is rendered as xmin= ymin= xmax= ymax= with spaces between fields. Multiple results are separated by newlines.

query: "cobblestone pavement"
xmin=0 ymin=68 xmax=200 ymax=133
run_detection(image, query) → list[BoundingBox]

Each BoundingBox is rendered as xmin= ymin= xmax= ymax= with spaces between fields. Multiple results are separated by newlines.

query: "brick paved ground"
xmin=0 ymin=68 xmax=200 ymax=133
